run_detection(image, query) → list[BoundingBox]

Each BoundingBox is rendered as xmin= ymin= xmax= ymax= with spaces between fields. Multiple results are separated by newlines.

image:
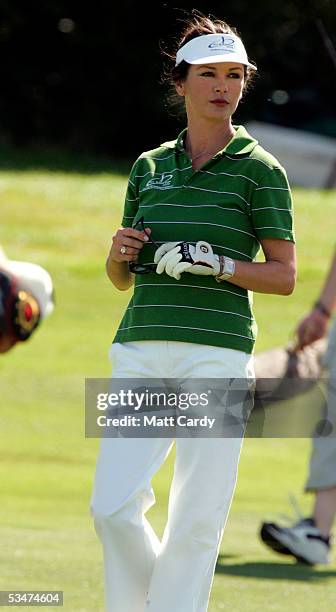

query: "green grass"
xmin=0 ymin=166 xmax=335 ymax=611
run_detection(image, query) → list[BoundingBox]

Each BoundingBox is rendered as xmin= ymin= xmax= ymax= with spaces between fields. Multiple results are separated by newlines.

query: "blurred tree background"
xmin=0 ymin=0 xmax=335 ymax=160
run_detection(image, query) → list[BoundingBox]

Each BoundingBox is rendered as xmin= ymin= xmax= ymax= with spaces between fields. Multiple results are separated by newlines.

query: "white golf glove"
xmin=154 ymin=241 xmax=220 ymax=281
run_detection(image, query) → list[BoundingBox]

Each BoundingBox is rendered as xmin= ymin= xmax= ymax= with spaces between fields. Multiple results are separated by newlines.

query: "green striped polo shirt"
xmin=113 ymin=125 xmax=295 ymax=354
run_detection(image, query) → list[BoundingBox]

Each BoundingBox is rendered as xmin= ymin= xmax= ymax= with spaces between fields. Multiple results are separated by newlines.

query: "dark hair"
xmin=161 ymin=11 xmax=257 ymax=117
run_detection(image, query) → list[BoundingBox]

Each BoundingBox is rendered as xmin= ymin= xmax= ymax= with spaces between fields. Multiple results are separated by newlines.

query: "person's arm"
xmin=155 ymin=238 xmax=296 ymax=296
xmin=106 ymin=257 xmax=134 ymax=292
xmin=315 ymin=251 xmax=336 ymax=316
xmin=295 ymin=250 xmax=336 ymax=349
xmin=226 ymin=238 xmax=296 ymax=295
xmin=106 ymin=226 xmax=151 ymax=291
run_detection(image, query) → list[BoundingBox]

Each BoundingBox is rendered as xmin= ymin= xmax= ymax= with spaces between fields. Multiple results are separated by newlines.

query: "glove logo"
xmin=200 ymin=244 xmax=209 ymax=253
xmin=180 ymin=242 xmax=193 ymax=263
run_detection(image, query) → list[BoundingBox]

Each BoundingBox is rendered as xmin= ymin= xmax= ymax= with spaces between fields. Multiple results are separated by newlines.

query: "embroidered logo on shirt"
xmin=144 ymin=173 xmax=174 ymax=190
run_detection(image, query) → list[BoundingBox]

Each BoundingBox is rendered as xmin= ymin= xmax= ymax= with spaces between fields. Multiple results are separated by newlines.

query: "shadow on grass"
xmin=215 ymin=554 xmax=336 ymax=582
xmin=0 ymin=145 xmax=132 ymax=175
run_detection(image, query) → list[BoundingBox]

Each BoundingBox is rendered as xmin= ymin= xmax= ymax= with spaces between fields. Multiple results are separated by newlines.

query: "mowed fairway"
xmin=0 ymin=161 xmax=335 ymax=611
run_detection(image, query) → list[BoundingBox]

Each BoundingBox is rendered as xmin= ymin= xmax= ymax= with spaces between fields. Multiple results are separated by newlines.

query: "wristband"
xmin=314 ymin=301 xmax=331 ymax=319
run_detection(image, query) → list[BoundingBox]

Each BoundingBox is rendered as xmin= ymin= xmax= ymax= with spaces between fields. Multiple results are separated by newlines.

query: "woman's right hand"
xmin=108 ymin=226 xmax=152 ymax=264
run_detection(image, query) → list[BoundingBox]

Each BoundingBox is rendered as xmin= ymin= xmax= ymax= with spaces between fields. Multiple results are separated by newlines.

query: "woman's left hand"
xmin=154 ymin=241 xmax=220 ymax=280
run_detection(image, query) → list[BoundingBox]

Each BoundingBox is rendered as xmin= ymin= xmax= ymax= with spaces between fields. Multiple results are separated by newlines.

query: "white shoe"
xmin=260 ymin=517 xmax=331 ymax=565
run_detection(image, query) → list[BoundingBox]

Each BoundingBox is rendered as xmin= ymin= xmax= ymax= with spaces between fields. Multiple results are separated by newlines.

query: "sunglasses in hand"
xmin=129 ymin=216 xmax=160 ymax=274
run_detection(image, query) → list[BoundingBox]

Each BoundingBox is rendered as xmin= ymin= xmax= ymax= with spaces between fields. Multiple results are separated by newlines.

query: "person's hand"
xmin=294 ymin=308 xmax=330 ymax=351
xmin=108 ymin=226 xmax=151 ymax=264
xmin=154 ymin=241 xmax=220 ymax=280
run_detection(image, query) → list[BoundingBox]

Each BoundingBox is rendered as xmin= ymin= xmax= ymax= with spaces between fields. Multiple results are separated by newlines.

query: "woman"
xmin=91 ymin=13 xmax=296 ymax=612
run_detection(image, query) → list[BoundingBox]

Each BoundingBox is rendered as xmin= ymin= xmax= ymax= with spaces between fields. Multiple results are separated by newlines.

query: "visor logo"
xmin=208 ymin=36 xmax=235 ymax=51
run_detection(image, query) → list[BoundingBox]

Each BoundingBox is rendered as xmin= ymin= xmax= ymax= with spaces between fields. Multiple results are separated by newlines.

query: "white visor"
xmin=175 ymin=33 xmax=257 ymax=70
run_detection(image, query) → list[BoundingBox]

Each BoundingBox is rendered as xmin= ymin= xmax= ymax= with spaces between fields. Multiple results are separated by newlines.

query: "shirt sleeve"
xmin=250 ymin=166 xmax=295 ymax=242
xmin=121 ymin=160 xmax=140 ymax=228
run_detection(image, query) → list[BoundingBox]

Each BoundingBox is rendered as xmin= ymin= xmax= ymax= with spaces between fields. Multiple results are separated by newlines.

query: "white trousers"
xmin=91 ymin=340 xmax=254 ymax=612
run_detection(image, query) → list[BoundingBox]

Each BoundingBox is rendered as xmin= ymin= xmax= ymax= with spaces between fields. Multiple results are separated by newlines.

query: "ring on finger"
xmin=120 ymin=246 xmax=127 ymax=255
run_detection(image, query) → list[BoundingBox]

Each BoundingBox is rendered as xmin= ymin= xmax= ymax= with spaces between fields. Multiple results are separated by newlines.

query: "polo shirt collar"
xmin=223 ymin=125 xmax=258 ymax=155
xmin=161 ymin=125 xmax=258 ymax=156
